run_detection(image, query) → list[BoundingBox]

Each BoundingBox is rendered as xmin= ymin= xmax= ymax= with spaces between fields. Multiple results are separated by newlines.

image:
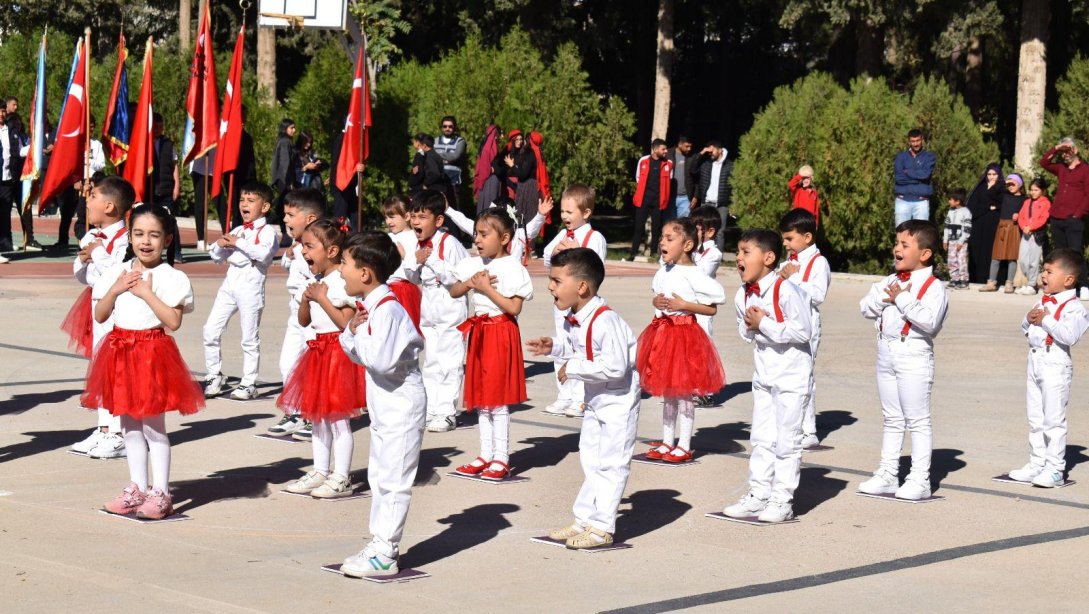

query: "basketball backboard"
xmin=258 ymin=0 xmax=348 ymax=30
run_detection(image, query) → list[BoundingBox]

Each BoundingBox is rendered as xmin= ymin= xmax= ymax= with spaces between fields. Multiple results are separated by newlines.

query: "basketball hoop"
xmin=259 ymin=12 xmax=305 ymax=30
xmin=257 ymin=0 xmax=347 ymax=30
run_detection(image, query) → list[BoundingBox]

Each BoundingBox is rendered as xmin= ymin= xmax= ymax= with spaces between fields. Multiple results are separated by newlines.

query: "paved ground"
xmin=3 ymin=231 xmax=1089 ymax=613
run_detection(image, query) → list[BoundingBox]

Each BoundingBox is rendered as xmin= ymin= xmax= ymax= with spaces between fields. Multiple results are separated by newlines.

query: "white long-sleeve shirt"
xmin=339 ymin=284 xmax=425 ymax=395
xmin=208 ymin=217 xmax=279 ymax=284
xmin=693 ymin=240 xmax=722 ymax=279
xmin=387 ymin=228 xmax=418 ymax=282
xmin=74 ymin=219 xmax=128 ymax=287
xmin=782 ymin=244 xmax=830 ymax=311
xmin=735 ymin=271 xmax=813 ymax=387
xmin=549 ymin=296 xmax=641 ymax=412
xmin=541 ymin=220 xmax=608 ymax=268
xmin=1021 ymin=288 xmax=1089 ymax=353
xmin=859 ymin=266 xmax=948 ymax=342
xmin=281 ymin=243 xmax=314 ymax=307
xmin=402 ymin=229 xmax=468 ymax=326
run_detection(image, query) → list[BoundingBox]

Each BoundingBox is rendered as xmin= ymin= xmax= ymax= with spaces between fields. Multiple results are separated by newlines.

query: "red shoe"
xmin=455 ymin=457 xmax=490 ymax=476
xmin=480 ymin=460 xmax=510 ymax=481
xmin=662 ymin=447 xmax=693 ymax=463
xmin=645 ymin=444 xmax=672 ymax=460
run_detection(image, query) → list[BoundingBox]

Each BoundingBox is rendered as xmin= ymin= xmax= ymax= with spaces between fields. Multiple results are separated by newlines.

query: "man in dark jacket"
xmin=668 ymin=136 xmax=696 ymax=219
xmin=0 ymin=106 xmax=26 ymax=257
xmin=408 ymin=133 xmax=448 ymax=196
xmin=692 ymin=140 xmax=733 ymax=249
xmin=893 ymin=128 xmax=936 ymax=225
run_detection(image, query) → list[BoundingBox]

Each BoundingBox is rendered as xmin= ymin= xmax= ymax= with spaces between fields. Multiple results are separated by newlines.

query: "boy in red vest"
xmin=627 ymin=139 xmax=673 ymax=261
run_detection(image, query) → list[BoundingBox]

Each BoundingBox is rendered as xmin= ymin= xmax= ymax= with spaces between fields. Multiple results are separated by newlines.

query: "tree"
xmin=179 ymin=0 xmax=192 ymax=52
xmin=1014 ymin=0 xmax=1050 ymax=173
xmin=651 ymin=0 xmax=674 ymax=140
xmin=257 ymin=25 xmax=276 ymax=100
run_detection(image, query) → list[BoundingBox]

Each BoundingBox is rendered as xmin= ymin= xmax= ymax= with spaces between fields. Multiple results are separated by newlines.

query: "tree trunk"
xmin=965 ymin=36 xmax=983 ymax=121
xmin=651 ymin=0 xmax=674 ymax=141
xmin=1014 ymin=0 xmax=1050 ymax=173
xmin=179 ymin=0 xmax=192 ymax=52
xmin=257 ymin=26 xmax=277 ymax=101
xmin=855 ymin=17 xmax=882 ymax=78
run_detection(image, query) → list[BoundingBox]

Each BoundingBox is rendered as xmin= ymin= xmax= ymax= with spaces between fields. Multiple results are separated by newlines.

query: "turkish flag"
xmin=182 ymin=2 xmax=219 ymax=165
xmin=38 ymin=39 xmax=88 ymax=210
xmin=212 ymin=26 xmax=245 ymax=199
xmin=123 ymin=40 xmax=155 ymax=204
xmin=335 ymin=46 xmax=371 ymax=191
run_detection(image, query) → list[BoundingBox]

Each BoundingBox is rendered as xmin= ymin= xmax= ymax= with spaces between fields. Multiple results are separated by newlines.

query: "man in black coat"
xmin=0 ymin=106 xmax=26 ymax=256
xmin=408 ymin=133 xmax=449 ymax=196
xmin=691 ymin=140 xmax=733 ymax=249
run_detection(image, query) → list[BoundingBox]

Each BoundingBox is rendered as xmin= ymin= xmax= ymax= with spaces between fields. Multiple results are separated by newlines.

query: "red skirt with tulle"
xmin=636 ymin=314 xmax=725 ymax=397
xmin=61 ymin=287 xmax=94 ymax=357
xmin=389 ymin=280 xmax=422 ymax=334
xmin=81 ymin=327 xmax=205 ymax=418
xmin=458 ymin=314 xmax=527 ymax=410
xmin=277 ymin=332 xmax=367 ymax=421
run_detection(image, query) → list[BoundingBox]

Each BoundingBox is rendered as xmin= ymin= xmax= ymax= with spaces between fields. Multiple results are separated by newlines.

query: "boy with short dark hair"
xmin=858 ymin=220 xmax=949 ymax=501
xmin=202 ymin=181 xmax=279 ymax=401
xmin=942 ymin=189 xmax=971 ymax=289
xmin=1007 ymin=248 xmax=1089 ymax=487
xmin=778 ymin=209 xmax=830 ymax=449
xmin=404 ymin=191 xmax=468 ymax=432
xmin=527 ymin=247 xmax=641 ymax=548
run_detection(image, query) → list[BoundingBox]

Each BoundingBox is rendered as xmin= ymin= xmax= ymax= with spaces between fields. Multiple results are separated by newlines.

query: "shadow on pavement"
xmin=794 ymin=467 xmax=849 ymax=516
xmin=509 ymin=432 xmax=581 ymax=476
xmin=1066 ymin=445 xmax=1088 ymax=478
xmin=0 ymin=428 xmax=88 ymax=463
xmin=414 ymin=446 xmax=461 ymax=486
xmin=616 ymin=489 xmax=691 ymax=542
xmin=815 ymin=410 xmax=858 ymax=441
xmin=405 ymin=503 xmax=520 ymax=567
xmin=525 ymin=360 xmax=555 ymax=379
xmin=714 ymin=381 xmax=752 ymax=405
xmin=0 ymin=388 xmax=83 ymax=416
xmin=900 ymin=448 xmax=966 ymax=492
xmin=171 ymin=456 xmax=315 ymax=513
xmin=171 ymin=413 xmax=275 ymax=447
xmin=693 ymin=421 xmax=748 ymax=455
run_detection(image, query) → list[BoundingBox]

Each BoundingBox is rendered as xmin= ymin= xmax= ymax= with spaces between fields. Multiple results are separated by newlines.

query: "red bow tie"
xmin=418 ymin=238 xmax=433 ymax=250
xmin=789 ymin=253 xmax=798 ymax=262
xmin=355 ymin=300 xmax=366 ymax=312
xmin=91 ymin=231 xmax=106 ymax=239
xmin=1042 ymin=295 xmax=1057 ymax=305
xmin=744 ymin=283 xmax=760 ymax=297
xmin=897 ymin=272 xmax=911 ymax=282
xmin=565 ymin=314 xmax=580 ymax=327
xmin=243 ymin=222 xmax=255 ymax=230
xmin=565 ymin=229 xmax=576 ymax=240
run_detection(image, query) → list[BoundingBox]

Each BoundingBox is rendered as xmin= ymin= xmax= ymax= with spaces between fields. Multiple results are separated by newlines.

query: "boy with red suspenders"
xmin=779 ymin=209 xmax=831 ymax=449
xmin=1007 ymin=248 xmax=1089 ymax=487
xmin=403 ymin=191 xmax=468 ymax=433
xmin=724 ymin=229 xmax=813 ymax=523
xmin=858 ymin=220 xmax=949 ymax=501
xmin=527 ymin=248 xmax=641 ymax=548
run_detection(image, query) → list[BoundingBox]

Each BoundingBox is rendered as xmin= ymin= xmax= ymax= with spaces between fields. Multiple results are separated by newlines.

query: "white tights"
xmin=477 ymin=406 xmax=510 ymax=463
xmin=121 ymin=414 xmax=170 ymax=492
xmin=313 ymin=417 xmax=354 ymax=477
xmin=662 ymin=397 xmax=695 ymax=451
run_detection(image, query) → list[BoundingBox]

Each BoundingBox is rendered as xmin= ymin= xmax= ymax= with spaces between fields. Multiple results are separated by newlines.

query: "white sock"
xmin=676 ymin=397 xmax=695 ymax=452
xmin=478 ymin=410 xmax=495 ymax=460
xmin=121 ymin=415 xmax=148 ymax=491
xmin=491 ymin=406 xmax=510 ymax=464
xmin=662 ymin=398 xmax=678 ymax=447
xmin=312 ymin=419 xmax=333 ymax=475
xmin=331 ymin=418 xmax=354 ymax=478
xmin=142 ymin=414 xmax=171 ymax=492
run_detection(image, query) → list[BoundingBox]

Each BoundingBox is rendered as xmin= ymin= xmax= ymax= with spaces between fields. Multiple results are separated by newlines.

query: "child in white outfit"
xmin=202 ymin=182 xmax=279 ymax=401
xmin=528 ymin=247 xmax=641 ymax=549
xmin=858 ymin=220 xmax=949 ymax=501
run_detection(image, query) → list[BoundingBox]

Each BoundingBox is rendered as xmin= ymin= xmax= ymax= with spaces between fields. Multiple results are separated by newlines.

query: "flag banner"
xmin=123 ymin=39 xmax=155 ymax=204
xmin=20 ymin=32 xmax=47 ymax=212
xmin=212 ymin=25 xmax=245 ymax=199
xmin=335 ymin=45 xmax=371 ymax=191
xmin=102 ymin=33 xmax=130 ymax=167
xmin=181 ymin=1 xmax=219 ymax=165
xmin=38 ymin=37 xmax=88 ymax=211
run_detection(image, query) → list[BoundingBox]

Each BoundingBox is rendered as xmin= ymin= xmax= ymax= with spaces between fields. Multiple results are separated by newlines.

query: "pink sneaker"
xmin=136 ymin=488 xmax=174 ymax=520
xmin=104 ymin=482 xmax=146 ymax=515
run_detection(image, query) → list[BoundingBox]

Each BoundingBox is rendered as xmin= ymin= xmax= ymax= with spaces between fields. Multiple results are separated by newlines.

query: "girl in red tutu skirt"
xmin=278 ymin=219 xmax=367 ymax=499
xmin=83 ymin=204 xmax=205 ymax=519
xmin=637 ymin=218 xmax=727 ymax=463
xmin=383 ymin=195 xmax=423 ymax=334
xmin=450 ymin=208 xmax=533 ymax=480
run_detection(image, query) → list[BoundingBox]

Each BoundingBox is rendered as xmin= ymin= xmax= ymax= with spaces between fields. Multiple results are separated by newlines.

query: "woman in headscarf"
xmin=966 ymin=162 xmax=1006 ymax=284
xmin=474 ymin=124 xmax=503 ymax=215
xmin=502 ymin=130 xmax=539 ymax=223
xmin=270 ymin=118 xmax=298 ymax=240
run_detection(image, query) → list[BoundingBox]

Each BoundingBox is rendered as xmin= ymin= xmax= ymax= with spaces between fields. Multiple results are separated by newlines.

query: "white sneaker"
xmin=723 ymin=493 xmax=768 ymax=518
xmin=291 ymin=420 xmax=313 ymax=441
xmin=800 ymin=433 xmax=820 ymax=449
xmin=71 ymin=429 xmax=107 ymax=454
xmin=229 ymin=385 xmax=257 ymax=401
xmin=895 ymin=476 xmax=931 ymax=500
xmin=544 ymin=400 xmax=570 ymax=415
xmin=564 ymin=403 xmax=585 ymax=418
xmin=312 ymin=473 xmax=353 ymax=499
xmin=1007 ymin=463 xmax=1045 ymax=482
xmin=1031 ymin=468 xmax=1064 ymax=488
xmin=203 ymin=373 xmax=228 ymax=398
xmin=0 ymin=254 xmax=9 ymax=264
xmin=88 ymin=433 xmax=127 ymax=459
xmin=1014 ymin=286 xmax=1038 ymax=296
xmin=858 ymin=470 xmax=899 ymax=495
xmin=285 ymin=470 xmax=327 ymax=494
xmin=341 ymin=547 xmax=399 ymax=578
xmin=426 ymin=416 xmax=456 ymax=433
xmin=267 ymin=415 xmax=301 ymax=435
xmin=757 ymin=500 xmax=795 ymax=523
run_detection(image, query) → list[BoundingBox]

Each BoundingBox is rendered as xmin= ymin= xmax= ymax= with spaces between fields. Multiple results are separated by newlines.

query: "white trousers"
xmin=203 ymin=282 xmax=265 ymax=386
xmin=421 ymin=323 xmax=465 ymax=420
xmin=803 ymin=313 xmax=822 ymax=436
xmin=552 ymin=307 xmax=584 ymax=404
xmin=278 ymin=304 xmax=314 ymax=383
xmin=875 ymin=337 xmax=933 ymax=479
xmin=748 ymin=376 xmax=806 ymax=502
xmin=367 ymin=387 xmax=426 ymax=558
xmin=1026 ymin=348 xmax=1071 ymax=471
xmin=574 ymin=402 xmax=640 ymax=533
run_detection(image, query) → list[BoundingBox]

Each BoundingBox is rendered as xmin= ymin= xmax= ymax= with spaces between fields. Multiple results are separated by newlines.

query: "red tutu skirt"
xmin=81 ymin=327 xmax=205 ymax=418
xmin=636 ymin=314 xmax=725 ymax=397
xmin=61 ymin=287 xmax=94 ymax=357
xmin=458 ymin=314 xmax=527 ymax=410
xmin=277 ymin=332 xmax=367 ymax=421
xmin=389 ymin=280 xmax=422 ymax=334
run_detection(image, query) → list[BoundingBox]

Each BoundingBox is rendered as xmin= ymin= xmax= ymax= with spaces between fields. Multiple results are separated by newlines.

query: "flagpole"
xmin=356 ymin=36 xmax=367 ymax=231
xmin=83 ymin=27 xmax=92 ymax=184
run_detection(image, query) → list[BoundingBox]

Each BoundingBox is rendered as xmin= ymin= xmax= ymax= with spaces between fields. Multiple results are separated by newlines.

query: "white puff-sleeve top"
xmin=454 ymin=255 xmax=534 ymax=317
xmin=92 ymin=261 xmax=195 ymax=330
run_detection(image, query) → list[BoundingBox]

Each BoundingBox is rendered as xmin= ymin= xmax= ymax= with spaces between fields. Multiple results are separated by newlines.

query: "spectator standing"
xmin=473 ymin=124 xmax=502 ymax=214
xmin=788 ymin=164 xmax=820 ymax=226
xmin=627 ymin=138 xmax=673 ymax=260
xmin=189 ymin=151 xmax=219 ymax=251
xmin=294 ymin=131 xmax=326 ymax=193
xmin=668 ymin=136 xmax=695 ymax=219
xmin=893 ymin=128 xmax=936 ymax=225
xmin=434 ymin=116 xmax=467 ymax=190
xmin=0 ymin=106 xmax=25 ymax=259
xmin=691 ymin=140 xmax=732 ymax=250
xmin=150 ymin=113 xmax=181 ymax=259
xmin=1015 ymin=177 xmax=1051 ymax=295
xmin=966 ymin=163 xmax=1005 ymax=284
xmin=62 ymin=116 xmax=106 ymax=244
xmin=407 ymin=133 xmax=448 ymax=196
xmin=270 ymin=118 xmax=298 ymax=244
xmin=1039 ymin=137 xmax=1089 ymax=299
